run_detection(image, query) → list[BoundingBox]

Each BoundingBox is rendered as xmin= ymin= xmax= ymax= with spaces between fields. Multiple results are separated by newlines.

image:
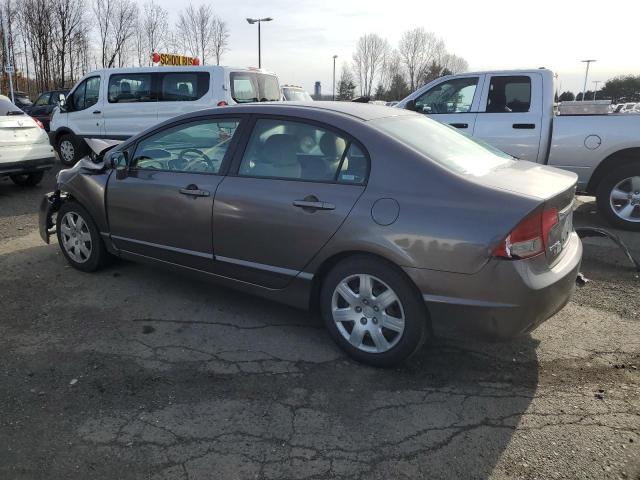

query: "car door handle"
xmin=512 ymin=123 xmax=536 ymax=129
xmin=179 ymin=185 xmax=210 ymax=197
xmin=449 ymin=123 xmax=468 ymax=129
xmin=93 ymin=110 xmax=101 ymax=114
xmin=293 ymin=200 xmax=335 ymax=210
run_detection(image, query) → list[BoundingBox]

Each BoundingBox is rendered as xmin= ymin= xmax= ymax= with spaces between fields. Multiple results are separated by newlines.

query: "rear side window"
xmin=230 ymin=72 xmax=280 ymax=103
xmin=108 ymin=74 xmax=154 ymax=103
xmin=160 ymin=72 xmax=209 ymax=101
xmin=238 ymin=118 xmax=368 ymax=184
xmin=486 ymin=76 xmax=531 ymax=113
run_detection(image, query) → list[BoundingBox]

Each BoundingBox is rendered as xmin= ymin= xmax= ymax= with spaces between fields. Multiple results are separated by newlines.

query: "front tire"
xmin=56 ymin=201 xmax=111 ymax=272
xmin=596 ymin=163 xmax=640 ymax=231
xmin=10 ymin=171 xmax=45 ymax=187
xmin=57 ymin=133 xmax=88 ymax=166
xmin=320 ymin=255 xmax=428 ymax=367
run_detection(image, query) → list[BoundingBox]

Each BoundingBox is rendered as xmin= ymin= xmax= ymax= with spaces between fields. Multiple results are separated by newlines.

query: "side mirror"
xmin=58 ymin=94 xmax=66 ymax=107
xmin=105 ymin=150 xmax=128 ymax=170
xmin=405 ymin=99 xmax=416 ymax=111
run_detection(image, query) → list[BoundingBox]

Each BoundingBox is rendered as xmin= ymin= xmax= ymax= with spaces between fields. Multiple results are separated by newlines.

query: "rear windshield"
xmin=16 ymin=95 xmax=32 ymax=106
xmin=0 ymin=98 xmax=24 ymax=116
xmin=369 ymin=115 xmax=513 ymax=176
xmin=230 ymin=72 xmax=280 ymax=103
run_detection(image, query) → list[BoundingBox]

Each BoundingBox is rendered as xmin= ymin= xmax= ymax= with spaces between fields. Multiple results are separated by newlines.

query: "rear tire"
xmin=596 ymin=163 xmax=640 ymax=231
xmin=320 ymin=255 xmax=429 ymax=367
xmin=56 ymin=201 xmax=112 ymax=272
xmin=10 ymin=171 xmax=45 ymax=187
xmin=57 ymin=133 xmax=88 ymax=166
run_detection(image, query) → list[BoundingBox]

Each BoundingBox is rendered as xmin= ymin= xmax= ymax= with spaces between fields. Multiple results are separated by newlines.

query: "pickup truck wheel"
xmin=57 ymin=134 xmax=87 ymax=166
xmin=596 ymin=163 xmax=640 ymax=231
xmin=10 ymin=172 xmax=45 ymax=187
xmin=56 ymin=201 xmax=112 ymax=272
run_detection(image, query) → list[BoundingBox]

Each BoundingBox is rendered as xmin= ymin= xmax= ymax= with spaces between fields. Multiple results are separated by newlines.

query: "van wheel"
xmin=320 ymin=255 xmax=429 ymax=367
xmin=10 ymin=172 xmax=45 ymax=187
xmin=57 ymin=134 xmax=87 ymax=166
xmin=56 ymin=201 xmax=112 ymax=272
xmin=596 ymin=163 xmax=640 ymax=231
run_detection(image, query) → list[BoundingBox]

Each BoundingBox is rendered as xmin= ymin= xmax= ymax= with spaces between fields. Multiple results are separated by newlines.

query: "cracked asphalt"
xmin=1 ymin=166 xmax=639 ymax=479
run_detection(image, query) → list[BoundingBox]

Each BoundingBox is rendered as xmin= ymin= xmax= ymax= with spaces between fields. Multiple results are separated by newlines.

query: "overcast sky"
xmin=154 ymin=0 xmax=639 ymax=96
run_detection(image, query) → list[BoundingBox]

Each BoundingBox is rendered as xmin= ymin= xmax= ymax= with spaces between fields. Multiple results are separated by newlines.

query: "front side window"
xmin=108 ymin=74 xmax=153 ymax=103
xmin=239 ymin=118 xmax=367 ymax=183
xmin=71 ymin=77 xmax=100 ymax=111
xmin=160 ymin=72 xmax=209 ymax=101
xmin=486 ymin=76 xmax=531 ymax=113
xmin=415 ymin=77 xmax=478 ymax=114
xmin=131 ymin=118 xmax=240 ymax=174
xmin=35 ymin=93 xmax=51 ymax=106
xmin=230 ymin=72 xmax=280 ymax=103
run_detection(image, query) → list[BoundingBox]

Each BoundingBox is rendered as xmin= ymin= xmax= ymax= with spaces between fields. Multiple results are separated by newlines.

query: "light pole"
xmin=592 ymin=80 xmax=601 ymax=100
xmin=246 ymin=17 xmax=273 ymax=69
xmin=332 ymin=55 xmax=338 ymax=100
xmin=581 ymin=59 xmax=596 ymax=101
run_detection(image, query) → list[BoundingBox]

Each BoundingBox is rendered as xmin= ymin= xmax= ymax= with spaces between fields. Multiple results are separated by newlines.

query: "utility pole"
xmin=592 ymin=80 xmax=601 ymax=100
xmin=332 ymin=55 xmax=338 ymax=101
xmin=581 ymin=59 xmax=596 ymax=101
xmin=1 ymin=7 xmax=15 ymax=103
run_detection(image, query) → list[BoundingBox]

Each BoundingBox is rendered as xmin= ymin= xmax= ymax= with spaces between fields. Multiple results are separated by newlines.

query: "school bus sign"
xmin=151 ymin=52 xmax=200 ymax=66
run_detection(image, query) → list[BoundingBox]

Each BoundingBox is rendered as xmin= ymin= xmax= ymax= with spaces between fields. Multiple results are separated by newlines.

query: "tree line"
xmin=336 ymin=28 xmax=469 ymax=101
xmin=0 ymin=0 xmax=229 ymax=98
xmin=558 ymin=75 xmax=640 ymax=103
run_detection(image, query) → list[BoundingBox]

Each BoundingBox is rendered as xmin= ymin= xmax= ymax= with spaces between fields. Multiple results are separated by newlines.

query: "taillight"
xmin=33 ymin=118 xmax=45 ymax=129
xmin=492 ymin=207 xmax=559 ymax=259
xmin=217 ymin=101 xmax=228 ymax=107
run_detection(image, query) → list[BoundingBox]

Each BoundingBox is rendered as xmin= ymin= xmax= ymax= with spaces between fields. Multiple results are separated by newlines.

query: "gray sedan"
xmin=39 ymin=102 xmax=582 ymax=366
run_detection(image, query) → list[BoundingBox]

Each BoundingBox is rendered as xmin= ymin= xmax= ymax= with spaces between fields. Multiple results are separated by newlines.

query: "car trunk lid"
xmin=0 ymin=115 xmax=43 ymax=146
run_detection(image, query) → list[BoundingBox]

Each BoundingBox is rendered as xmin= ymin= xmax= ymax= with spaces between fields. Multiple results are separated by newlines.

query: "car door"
xmin=30 ymin=92 xmax=51 ymax=122
xmin=106 ymin=116 xmax=244 ymax=271
xmin=67 ymin=76 xmax=105 ymax=137
xmin=103 ymin=72 xmax=157 ymax=138
xmin=472 ymin=73 xmax=543 ymax=162
xmin=212 ymin=116 xmax=368 ymax=289
xmin=412 ymin=75 xmax=484 ymax=134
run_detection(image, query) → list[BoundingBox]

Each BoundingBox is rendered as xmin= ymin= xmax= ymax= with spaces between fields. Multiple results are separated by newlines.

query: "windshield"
xmin=369 ymin=114 xmax=513 ymax=176
xmin=282 ymin=88 xmax=313 ymax=101
xmin=230 ymin=72 xmax=280 ymax=103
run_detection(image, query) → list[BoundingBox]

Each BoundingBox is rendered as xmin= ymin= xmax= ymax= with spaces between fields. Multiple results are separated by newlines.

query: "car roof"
xmin=200 ymin=101 xmax=415 ymax=122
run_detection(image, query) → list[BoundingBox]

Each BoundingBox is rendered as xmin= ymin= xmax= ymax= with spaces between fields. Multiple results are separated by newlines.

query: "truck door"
xmin=412 ymin=75 xmax=484 ymax=134
xmin=473 ymin=73 xmax=543 ymax=162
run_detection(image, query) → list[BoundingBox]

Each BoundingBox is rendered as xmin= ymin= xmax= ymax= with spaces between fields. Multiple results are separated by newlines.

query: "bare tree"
xmin=352 ymin=33 xmax=389 ymax=97
xmin=51 ymin=0 xmax=84 ymax=87
xmin=379 ymin=49 xmax=402 ymax=92
xmin=176 ymin=4 xmax=217 ymax=64
xmin=211 ymin=17 xmax=229 ymax=65
xmin=442 ymin=53 xmax=468 ymax=74
xmin=93 ymin=0 xmax=138 ymax=68
xmin=142 ymin=0 xmax=168 ymax=63
xmin=398 ymin=27 xmax=444 ymax=91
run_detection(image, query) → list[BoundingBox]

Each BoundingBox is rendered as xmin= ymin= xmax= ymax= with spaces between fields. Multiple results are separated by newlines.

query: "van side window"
xmin=69 ymin=76 xmax=100 ymax=111
xmin=160 ymin=73 xmax=209 ymax=101
xmin=486 ymin=76 xmax=531 ymax=113
xmin=108 ymin=74 xmax=154 ymax=103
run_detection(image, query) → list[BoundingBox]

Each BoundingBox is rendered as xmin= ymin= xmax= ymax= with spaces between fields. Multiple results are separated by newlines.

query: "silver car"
xmin=39 ymin=102 xmax=582 ymax=366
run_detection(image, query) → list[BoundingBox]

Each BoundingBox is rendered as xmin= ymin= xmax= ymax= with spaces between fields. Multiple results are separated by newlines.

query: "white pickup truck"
xmin=396 ymin=69 xmax=640 ymax=231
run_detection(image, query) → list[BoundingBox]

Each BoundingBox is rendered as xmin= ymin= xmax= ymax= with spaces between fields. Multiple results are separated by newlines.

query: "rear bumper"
xmin=403 ymin=232 xmax=583 ymax=339
xmin=0 ymin=156 xmax=55 ymax=176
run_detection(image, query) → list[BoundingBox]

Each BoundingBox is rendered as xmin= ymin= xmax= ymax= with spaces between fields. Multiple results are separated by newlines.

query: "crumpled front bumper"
xmin=39 ymin=191 xmax=63 ymax=244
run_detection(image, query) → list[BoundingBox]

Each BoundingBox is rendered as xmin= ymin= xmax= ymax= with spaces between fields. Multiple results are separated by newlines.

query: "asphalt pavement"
xmin=0 ymin=165 xmax=638 ymax=479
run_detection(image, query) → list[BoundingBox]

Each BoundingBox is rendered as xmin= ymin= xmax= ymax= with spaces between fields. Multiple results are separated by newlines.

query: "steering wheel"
xmin=178 ymin=148 xmax=215 ymax=172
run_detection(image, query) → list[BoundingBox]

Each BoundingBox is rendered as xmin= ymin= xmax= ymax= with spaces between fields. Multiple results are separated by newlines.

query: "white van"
xmin=50 ymin=65 xmax=281 ymax=165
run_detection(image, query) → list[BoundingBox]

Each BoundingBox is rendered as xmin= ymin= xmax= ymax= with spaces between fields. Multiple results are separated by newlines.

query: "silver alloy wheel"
xmin=331 ymin=274 xmax=405 ymax=354
xmin=60 ymin=212 xmax=92 ymax=263
xmin=59 ymin=140 xmax=75 ymax=164
xmin=610 ymin=176 xmax=640 ymax=223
